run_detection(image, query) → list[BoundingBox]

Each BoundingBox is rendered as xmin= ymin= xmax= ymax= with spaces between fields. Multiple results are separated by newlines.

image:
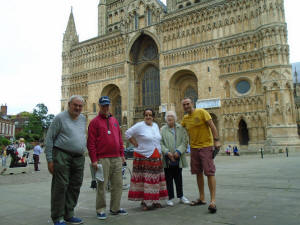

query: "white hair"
xmin=165 ymin=111 xmax=177 ymax=122
xmin=68 ymin=95 xmax=84 ymax=104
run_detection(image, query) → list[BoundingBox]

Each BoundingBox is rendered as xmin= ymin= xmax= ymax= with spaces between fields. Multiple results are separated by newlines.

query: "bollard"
xmin=286 ymin=147 xmax=289 ymax=157
xmin=260 ymin=148 xmax=264 ymax=159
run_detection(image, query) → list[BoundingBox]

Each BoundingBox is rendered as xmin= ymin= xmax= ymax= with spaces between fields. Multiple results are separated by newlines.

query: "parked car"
xmin=124 ymin=146 xmax=134 ymax=159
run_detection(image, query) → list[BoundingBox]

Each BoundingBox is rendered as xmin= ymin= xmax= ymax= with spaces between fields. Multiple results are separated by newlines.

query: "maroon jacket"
xmin=87 ymin=113 xmax=124 ymax=163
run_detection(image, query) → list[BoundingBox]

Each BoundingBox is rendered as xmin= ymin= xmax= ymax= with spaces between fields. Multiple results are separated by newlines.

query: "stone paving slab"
xmin=1 ymin=152 xmax=300 ymax=225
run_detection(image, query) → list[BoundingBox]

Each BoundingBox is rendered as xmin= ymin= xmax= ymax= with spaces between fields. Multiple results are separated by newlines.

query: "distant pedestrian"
xmin=45 ymin=95 xmax=86 ymax=225
xmin=17 ymin=138 xmax=26 ymax=160
xmin=87 ymin=96 xmax=127 ymax=220
xmin=33 ymin=142 xmax=43 ymax=171
xmin=226 ymin=145 xmax=231 ymax=156
xmin=233 ymin=146 xmax=240 ymax=156
xmin=181 ymin=97 xmax=221 ymax=213
xmin=125 ymin=108 xmax=168 ymax=210
xmin=161 ymin=111 xmax=190 ymax=207
xmin=1 ymin=145 xmax=7 ymax=168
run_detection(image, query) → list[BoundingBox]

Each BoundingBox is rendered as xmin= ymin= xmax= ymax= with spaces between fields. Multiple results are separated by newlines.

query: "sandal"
xmin=190 ymin=199 xmax=207 ymax=206
xmin=208 ymin=202 xmax=217 ymax=213
xmin=141 ymin=202 xmax=153 ymax=211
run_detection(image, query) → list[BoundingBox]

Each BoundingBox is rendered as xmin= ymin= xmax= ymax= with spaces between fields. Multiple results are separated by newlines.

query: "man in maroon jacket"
xmin=87 ymin=96 xmax=127 ymax=220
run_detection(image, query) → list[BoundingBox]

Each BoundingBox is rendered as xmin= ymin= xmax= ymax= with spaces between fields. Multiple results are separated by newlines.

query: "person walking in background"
xmin=33 ymin=141 xmax=43 ymax=171
xmin=87 ymin=96 xmax=127 ymax=220
xmin=45 ymin=95 xmax=86 ymax=225
xmin=181 ymin=97 xmax=221 ymax=213
xmin=226 ymin=145 xmax=231 ymax=156
xmin=1 ymin=145 xmax=7 ymax=168
xmin=233 ymin=146 xmax=240 ymax=156
xmin=161 ymin=111 xmax=190 ymax=207
xmin=125 ymin=108 xmax=168 ymax=211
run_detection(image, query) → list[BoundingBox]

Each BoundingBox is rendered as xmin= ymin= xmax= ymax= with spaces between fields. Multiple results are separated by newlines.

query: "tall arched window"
xmin=147 ymin=9 xmax=152 ymax=26
xmin=142 ymin=66 xmax=160 ymax=106
xmin=134 ymin=13 xmax=138 ymax=30
xmin=114 ymin=95 xmax=122 ymax=125
xmin=184 ymin=86 xmax=198 ymax=106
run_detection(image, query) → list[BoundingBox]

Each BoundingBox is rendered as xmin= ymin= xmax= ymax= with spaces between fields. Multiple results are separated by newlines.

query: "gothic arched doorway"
xmin=238 ymin=119 xmax=249 ymax=145
xmin=101 ymin=84 xmax=122 ymax=125
xmin=169 ymin=70 xmax=198 ymax=119
xmin=129 ymin=34 xmax=160 ymax=122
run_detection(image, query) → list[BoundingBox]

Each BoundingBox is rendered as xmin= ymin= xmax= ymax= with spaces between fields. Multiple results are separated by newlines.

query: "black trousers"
xmin=33 ymin=154 xmax=39 ymax=171
xmin=164 ymin=167 xmax=183 ymax=200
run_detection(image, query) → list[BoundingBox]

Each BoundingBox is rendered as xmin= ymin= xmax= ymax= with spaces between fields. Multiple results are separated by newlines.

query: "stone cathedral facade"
xmin=61 ymin=0 xmax=300 ymax=152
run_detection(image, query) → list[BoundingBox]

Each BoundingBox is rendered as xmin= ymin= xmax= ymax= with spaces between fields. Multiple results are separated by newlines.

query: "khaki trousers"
xmin=96 ymin=157 xmax=122 ymax=213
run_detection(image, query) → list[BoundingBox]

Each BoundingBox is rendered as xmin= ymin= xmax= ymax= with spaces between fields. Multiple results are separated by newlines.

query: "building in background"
xmin=61 ymin=0 xmax=300 ymax=152
xmin=10 ymin=112 xmax=30 ymax=136
xmin=0 ymin=105 xmax=15 ymax=140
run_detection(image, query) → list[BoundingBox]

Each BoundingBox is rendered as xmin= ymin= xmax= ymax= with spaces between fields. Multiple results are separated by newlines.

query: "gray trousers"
xmin=51 ymin=149 xmax=85 ymax=222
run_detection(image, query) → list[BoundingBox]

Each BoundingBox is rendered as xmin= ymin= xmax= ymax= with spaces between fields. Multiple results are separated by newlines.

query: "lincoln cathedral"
xmin=61 ymin=0 xmax=300 ymax=152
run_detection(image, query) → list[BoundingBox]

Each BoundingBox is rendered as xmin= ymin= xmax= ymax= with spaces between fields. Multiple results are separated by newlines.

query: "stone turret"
xmin=167 ymin=0 xmax=176 ymax=12
xmin=98 ymin=0 xmax=107 ymax=36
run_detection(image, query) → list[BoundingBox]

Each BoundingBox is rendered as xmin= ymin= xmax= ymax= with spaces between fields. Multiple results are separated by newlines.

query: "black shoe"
xmin=90 ymin=180 xmax=97 ymax=189
xmin=208 ymin=203 xmax=217 ymax=213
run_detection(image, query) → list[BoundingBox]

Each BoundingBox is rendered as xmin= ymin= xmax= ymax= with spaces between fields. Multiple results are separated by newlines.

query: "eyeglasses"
xmin=144 ymin=114 xmax=153 ymax=117
xmin=72 ymin=103 xmax=83 ymax=108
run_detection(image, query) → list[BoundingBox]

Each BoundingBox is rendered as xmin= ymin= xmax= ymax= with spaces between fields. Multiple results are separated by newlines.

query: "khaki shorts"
xmin=190 ymin=146 xmax=216 ymax=176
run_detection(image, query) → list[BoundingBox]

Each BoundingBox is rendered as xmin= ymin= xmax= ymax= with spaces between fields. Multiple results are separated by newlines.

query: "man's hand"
xmin=214 ymin=140 xmax=221 ymax=149
xmin=92 ymin=161 xmax=98 ymax=171
xmin=167 ymin=152 xmax=175 ymax=162
xmin=174 ymin=152 xmax=180 ymax=159
xmin=47 ymin=162 xmax=54 ymax=175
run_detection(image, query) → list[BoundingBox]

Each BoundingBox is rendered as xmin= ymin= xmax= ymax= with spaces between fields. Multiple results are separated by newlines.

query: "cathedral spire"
xmin=63 ymin=7 xmax=79 ymax=52
xmin=295 ymin=67 xmax=298 ymax=84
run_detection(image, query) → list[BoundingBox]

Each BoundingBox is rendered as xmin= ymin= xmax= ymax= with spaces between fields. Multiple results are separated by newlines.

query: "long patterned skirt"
xmin=128 ymin=149 xmax=168 ymax=206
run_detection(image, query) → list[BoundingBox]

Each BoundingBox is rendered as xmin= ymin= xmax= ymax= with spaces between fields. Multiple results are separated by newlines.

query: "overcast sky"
xmin=0 ymin=0 xmax=299 ymax=115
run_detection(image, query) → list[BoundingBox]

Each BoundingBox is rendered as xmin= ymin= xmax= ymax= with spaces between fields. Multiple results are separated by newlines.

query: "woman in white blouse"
xmin=125 ymin=108 xmax=168 ymax=210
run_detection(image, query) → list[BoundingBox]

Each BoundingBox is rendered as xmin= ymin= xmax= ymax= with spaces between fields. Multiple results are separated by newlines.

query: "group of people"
xmin=0 ymin=139 xmax=43 ymax=170
xmin=45 ymin=95 xmax=221 ymax=225
xmin=1 ymin=138 xmax=27 ymax=168
xmin=225 ymin=145 xmax=240 ymax=156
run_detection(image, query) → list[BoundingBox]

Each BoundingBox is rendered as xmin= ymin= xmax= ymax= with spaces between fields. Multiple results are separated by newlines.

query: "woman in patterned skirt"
xmin=125 ymin=108 xmax=168 ymax=210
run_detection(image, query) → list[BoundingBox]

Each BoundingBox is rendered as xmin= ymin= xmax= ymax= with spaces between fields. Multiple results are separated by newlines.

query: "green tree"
xmin=23 ymin=103 xmax=55 ymax=142
xmin=0 ymin=136 xmax=10 ymax=146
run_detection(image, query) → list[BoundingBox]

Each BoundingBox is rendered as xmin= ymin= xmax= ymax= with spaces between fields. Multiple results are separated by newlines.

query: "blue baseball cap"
xmin=99 ymin=96 xmax=110 ymax=106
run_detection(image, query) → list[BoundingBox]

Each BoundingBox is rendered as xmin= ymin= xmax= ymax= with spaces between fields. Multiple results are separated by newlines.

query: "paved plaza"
xmin=0 ymin=152 xmax=299 ymax=225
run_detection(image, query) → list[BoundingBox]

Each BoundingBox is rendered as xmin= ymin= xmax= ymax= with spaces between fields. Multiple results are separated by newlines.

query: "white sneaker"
xmin=166 ymin=200 xmax=174 ymax=206
xmin=179 ymin=196 xmax=190 ymax=204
